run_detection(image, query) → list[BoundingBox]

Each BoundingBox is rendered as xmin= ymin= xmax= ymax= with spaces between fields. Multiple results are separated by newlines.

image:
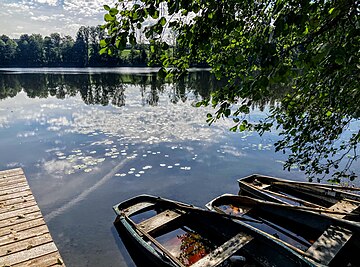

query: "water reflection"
xmin=1 ymin=69 xmax=351 ymax=267
xmin=0 ymin=71 xmax=217 ymax=108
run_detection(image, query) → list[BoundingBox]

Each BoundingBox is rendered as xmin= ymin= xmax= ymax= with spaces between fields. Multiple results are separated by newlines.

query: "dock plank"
xmin=0 ymin=211 xmax=44 ymax=229
xmin=0 ymin=194 xmax=35 ymax=209
xmin=0 ymin=217 xmax=45 ymax=237
xmin=0 ymin=185 xmax=31 ymax=196
xmin=0 ymin=224 xmax=50 ymax=247
xmin=0 ymin=189 xmax=33 ymax=202
xmin=0 ymin=176 xmax=28 ymax=187
xmin=0 ymin=168 xmax=23 ymax=177
xmin=0 ymin=199 xmax=37 ymax=213
xmin=0 ymin=181 xmax=29 ymax=192
xmin=0 ymin=242 xmax=59 ymax=266
xmin=0 ymin=168 xmax=66 ymax=266
xmin=0 ymin=204 xmax=40 ymax=221
xmin=11 ymin=251 xmax=65 ymax=267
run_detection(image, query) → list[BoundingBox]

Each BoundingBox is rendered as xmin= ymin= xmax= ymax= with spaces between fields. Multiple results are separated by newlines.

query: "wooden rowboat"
xmin=206 ymin=194 xmax=360 ymax=266
xmin=237 ymin=174 xmax=360 ymax=221
xmin=113 ymin=194 xmax=318 ymax=267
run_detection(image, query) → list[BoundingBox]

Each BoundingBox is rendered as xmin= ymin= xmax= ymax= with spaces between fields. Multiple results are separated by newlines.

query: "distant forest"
xmin=0 ymin=26 xmax=154 ymax=67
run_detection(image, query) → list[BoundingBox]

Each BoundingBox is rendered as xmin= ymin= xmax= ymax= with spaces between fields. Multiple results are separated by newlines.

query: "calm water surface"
xmin=0 ymin=68 xmax=358 ymax=267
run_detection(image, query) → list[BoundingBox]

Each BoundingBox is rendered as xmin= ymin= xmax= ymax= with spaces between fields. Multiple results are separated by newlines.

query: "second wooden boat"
xmin=206 ymin=194 xmax=360 ymax=266
xmin=237 ymin=174 xmax=360 ymax=221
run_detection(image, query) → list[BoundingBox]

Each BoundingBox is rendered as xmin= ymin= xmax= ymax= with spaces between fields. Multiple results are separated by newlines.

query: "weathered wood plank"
xmin=0 ymin=217 xmax=45 ymax=237
xmin=0 ymin=224 xmax=49 ymax=247
xmin=306 ymin=225 xmax=352 ymax=265
xmin=192 ymin=233 xmax=253 ymax=267
xmin=0 ymin=233 xmax=53 ymax=257
xmin=0 ymin=204 xmax=39 ymax=221
xmin=137 ymin=209 xmax=181 ymax=233
xmin=0 ymin=199 xmax=37 ymax=214
xmin=0 ymin=242 xmax=59 ymax=266
xmin=123 ymin=201 xmax=154 ymax=215
xmin=0 ymin=194 xmax=35 ymax=209
xmin=0 ymin=184 xmax=31 ymax=197
xmin=0 ymin=181 xmax=29 ymax=192
xmin=11 ymin=251 xmax=65 ymax=267
xmin=0 ymin=211 xmax=43 ymax=230
xmin=0 ymin=168 xmax=24 ymax=177
xmin=329 ymin=200 xmax=359 ymax=219
xmin=0 ymin=176 xmax=27 ymax=187
xmin=0 ymin=189 xmax=33 ymax=202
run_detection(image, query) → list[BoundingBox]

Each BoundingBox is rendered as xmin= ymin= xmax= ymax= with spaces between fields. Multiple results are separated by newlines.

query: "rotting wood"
xmin=306 ymin=225 xmax=352 ymax=265
xmin=137 ymin=209 xmax=181 ymax=234
xmin=0 ymin=168 xmax=66 ymax=266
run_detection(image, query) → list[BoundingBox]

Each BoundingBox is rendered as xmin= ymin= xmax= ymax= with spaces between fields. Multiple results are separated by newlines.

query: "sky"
xmin=0 ymin=0 xmax=116 ymax=38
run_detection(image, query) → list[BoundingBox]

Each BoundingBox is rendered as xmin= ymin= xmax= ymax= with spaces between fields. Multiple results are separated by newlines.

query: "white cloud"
xmin=0 ymin=0 xmax=117 ymax=37
xmin=31 ymin=15 xmax=51 ymax=21
xmin=33 ymin=0 xmax=58 ymax=6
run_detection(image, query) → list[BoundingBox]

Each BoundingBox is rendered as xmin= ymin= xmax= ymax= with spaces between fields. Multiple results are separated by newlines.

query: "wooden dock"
xmin=0 ymin=168 xmax=65 ymax=266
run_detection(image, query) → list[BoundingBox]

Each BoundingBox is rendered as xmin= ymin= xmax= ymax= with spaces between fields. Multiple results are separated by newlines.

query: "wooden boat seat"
xmin=305 ymin=225 xmax=352 ymax=265
xmin=137 ymin=209 xmax=182 ymax=234
xmin=328 ymin=200 xmax=359 ymax=219
xmin=123 ymin=202 xmax=154 ymax=216
xmin=191 ymin=232 xmax=253 ymax=267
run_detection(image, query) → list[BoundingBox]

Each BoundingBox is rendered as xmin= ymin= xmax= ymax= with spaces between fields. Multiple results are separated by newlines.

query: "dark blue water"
xmin=0 ymin=68 xmax=358 ymax=267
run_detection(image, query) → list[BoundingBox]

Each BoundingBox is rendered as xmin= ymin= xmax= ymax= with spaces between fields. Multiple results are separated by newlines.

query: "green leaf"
xmin=99 ymin=47 xmax=108 ymax=55
xmin=329 ymin=7 xmax=335 ymax=14
xmin=151 ymin=10 xmax=159 ymax=19
xmin=239 ymin=124 xmax=246 ymax=132
xmin=104 ymin=14 xmax=115 ymax=22
xmin=109 ymin=8 xmax=119 ymax=16
xmin=159 ymin=17 xmax=166 ymax=26
xmin=99 ymin=39 xmax=107 ymax=48
xmin=230 ymin=125 xmax=237 ymax=132
xmin=103 ymin=5 xmax=110 ymax=11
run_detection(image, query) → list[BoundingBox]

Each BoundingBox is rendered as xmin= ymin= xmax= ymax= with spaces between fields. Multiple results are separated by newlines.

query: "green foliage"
xmin=102 ymin=0 xmax=360 ymax=181
xmin=0 ymin=26 xmax=151 ymax=67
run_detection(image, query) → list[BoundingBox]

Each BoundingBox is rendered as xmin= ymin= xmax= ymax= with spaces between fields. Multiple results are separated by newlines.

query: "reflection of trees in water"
xmin=177 ymin=231 xmax=214 ymax=266
xmin=0 ymin=71 xmax=287 ymax=108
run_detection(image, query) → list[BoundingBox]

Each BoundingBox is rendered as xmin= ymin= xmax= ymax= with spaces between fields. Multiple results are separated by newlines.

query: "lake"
xmin=0 ymin=68 xmax=358 ymax=267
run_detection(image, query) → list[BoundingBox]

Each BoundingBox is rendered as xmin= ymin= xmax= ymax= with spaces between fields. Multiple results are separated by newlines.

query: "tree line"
xmin=0 ymin=26 xmax=149 ymax=67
